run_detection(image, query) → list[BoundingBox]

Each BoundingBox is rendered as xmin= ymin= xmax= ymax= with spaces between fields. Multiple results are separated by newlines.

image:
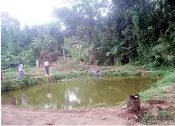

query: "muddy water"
xmin=2 ymin=76 xmax=157 ymax=110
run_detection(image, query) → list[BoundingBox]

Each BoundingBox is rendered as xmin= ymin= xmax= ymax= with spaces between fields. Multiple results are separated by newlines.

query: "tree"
xmin=53 ymin=0 xmax=109 ymax=64
xmin=1 ymin=12 xmax=22 ymax=65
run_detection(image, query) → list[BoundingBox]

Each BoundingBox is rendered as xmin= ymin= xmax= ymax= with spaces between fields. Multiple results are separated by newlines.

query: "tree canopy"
xmin=1 ymin=0 xmax=175 ymax=67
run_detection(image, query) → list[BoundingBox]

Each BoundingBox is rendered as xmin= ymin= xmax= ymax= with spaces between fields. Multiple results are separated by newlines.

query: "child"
xmin=18 ymin=61 xmax=24 ymax=79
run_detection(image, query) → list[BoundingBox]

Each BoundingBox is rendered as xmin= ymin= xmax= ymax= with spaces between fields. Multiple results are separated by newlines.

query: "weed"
xmin=93 ymin=103 xmax=106 ymax=107
xmin=159 ymin=110 xmax=168 ymax=120
xmin=140 ymin=89 xmax=153 ymax=101
xmin=156 ymin=88 xmax=165 ymax=99
xmin=142 ymin=113 xmax=151 ymax=123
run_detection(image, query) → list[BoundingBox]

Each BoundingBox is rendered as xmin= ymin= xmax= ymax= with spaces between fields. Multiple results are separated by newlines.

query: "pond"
xmin=2 ymin=76 xmax=158 ymax=110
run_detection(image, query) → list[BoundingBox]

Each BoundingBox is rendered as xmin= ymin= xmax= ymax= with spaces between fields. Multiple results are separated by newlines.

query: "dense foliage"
xmin=1 ymin=0 xmax=175 ymax=68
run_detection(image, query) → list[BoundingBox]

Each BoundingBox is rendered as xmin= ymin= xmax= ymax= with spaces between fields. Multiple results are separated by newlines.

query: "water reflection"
xmin=21 ymin=94 xmax=27 ymax=106
xmin=64 ymin=80 xmax=81 ymax=110
xmin=68 ymin=92 xmax=80 ymax=103
xmin=64 ymin=80 xmax=69 ymax=110
xmin=10 ymin=95 xmax=17 ymax=106
xmin=2 ymin=76 xmax=158 ymax=110
xmin=92 ymin=76 xmax=102 ymax=80
xmin=47 ymin=86 xmax=52 ymax=99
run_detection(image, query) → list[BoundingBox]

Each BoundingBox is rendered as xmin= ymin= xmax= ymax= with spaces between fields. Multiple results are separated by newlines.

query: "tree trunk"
xmin=63 ymin=48 xmax=65 ymax=61
xmin=89 ymin=51 xmax=95 ymax=64
xmin=87 ymin=31 xmax=95 ymax=64
xmin=111 ymin=55 xmax=115 ymax=65
xmin=88 ymin=31 xmax=92 ymax=45
xmin=127 ymin=94 xmax=140 ymax=113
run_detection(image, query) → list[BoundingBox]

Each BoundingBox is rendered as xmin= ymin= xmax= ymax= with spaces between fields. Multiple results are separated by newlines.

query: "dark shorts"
xmin=45 ymin=66 xmax=49 ymax=75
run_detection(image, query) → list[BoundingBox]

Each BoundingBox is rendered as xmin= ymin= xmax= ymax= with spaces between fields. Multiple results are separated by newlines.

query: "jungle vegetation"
xmin=1 ymin=0 xmax=175 ymax=68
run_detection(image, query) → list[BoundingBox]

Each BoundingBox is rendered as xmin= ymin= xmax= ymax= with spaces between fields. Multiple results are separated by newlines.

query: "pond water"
xmin=2 ymin=76 xmax=158 ymax=110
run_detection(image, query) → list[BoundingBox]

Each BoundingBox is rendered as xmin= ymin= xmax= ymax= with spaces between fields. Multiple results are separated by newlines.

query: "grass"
xmin=142 ymin=113 xmax=151 ymax=124
xmin=103 ymin=70 xmax=140 ymax=76
xmin=53 ymin=71 xmax=89 ymax=80
xmin=2 ymin=67 xmax=42 ymax=79
xmin=21 ymin=104 xmax=57 ymax=109
xmin=140 ymin=72 xmax=175 ymax=101
xmin=2 ymin=68 xmax=18 ymax=79
xmin=159 ymin=110 xmax=168 ymax=120
xmin=1 ymin=74 xmax=42 ymax=92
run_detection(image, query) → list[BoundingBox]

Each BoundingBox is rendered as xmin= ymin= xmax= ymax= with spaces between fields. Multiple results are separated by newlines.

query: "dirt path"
xmin=2 ymin=105 xmax=141 ymax=125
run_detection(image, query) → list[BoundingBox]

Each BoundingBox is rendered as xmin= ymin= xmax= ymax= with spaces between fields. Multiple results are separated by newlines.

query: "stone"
xmin=45 ymin=120 xmax=54 ymax=125
xmin=101 ymin=116 xmax=107 ymax=120
xmin=134 ymin=115 xmax=139 ymax=120
xmin=150 ymin=107 xmax=159 ymax=117
xmin=122 ymin=105 xmax=127 ymax=109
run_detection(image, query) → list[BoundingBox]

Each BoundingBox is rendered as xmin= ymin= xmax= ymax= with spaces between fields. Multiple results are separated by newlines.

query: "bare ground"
xmin=142 ymin=84 xmax=175 ymax=125
xmin=1 ymin=105 xmax=142 ymax=125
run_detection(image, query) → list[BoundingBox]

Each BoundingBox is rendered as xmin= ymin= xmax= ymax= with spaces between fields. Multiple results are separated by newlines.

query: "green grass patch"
xmin=159 ymin=110 xmax=168 ymax=120
xmin=140 ymin=72 xmax=175 ymax=101
xmin=145 ymin=71 xmax=166 ymax=77
xmin=142 ymin=113 xmax=151 ymax=123
xmin=53 ymin=71 xmax=89 ymax=81
xmin=103 ymin=70 xmax=140 ymax=76
xmin=2 ymin=68 xmax=18 ymax=79
xmin=124 ymin=64 xmax=141 ymax=70
xmin=1 ymin=74 xmax=41 ymax=92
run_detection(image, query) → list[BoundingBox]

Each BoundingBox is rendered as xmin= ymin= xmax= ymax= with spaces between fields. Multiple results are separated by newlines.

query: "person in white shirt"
xmin=36 ymin=60 xmax=39 ymax=67
xmin=18 ymin=61 xmax=24 ymax=79
xmin=44 ymin=57 xmax=50 ymax=75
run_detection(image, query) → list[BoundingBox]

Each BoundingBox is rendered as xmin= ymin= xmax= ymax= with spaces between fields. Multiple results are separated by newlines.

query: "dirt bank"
xmin=2 ymin=105 xmax=142 ymax=125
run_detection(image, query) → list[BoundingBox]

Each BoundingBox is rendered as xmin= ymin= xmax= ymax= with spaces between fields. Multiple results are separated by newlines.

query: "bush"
xmin=1 ymin=75 xmax=40 ymax=92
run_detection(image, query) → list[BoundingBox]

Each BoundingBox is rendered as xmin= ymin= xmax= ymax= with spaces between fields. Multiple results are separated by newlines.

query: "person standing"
xmin=1 ymin=72 xmax=5 ymax=80
xmin=44 ymin=57 xmax=50 ymax=76
xmin=18 ymin=61 xmax=24 ymax=79
xmin=36 ymin=59 xmax=39 ymax=67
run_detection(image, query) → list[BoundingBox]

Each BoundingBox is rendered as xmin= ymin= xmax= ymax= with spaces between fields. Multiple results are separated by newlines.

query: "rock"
xmin=150 ymin=107 xmax=159 ymax=117
xmin=45 ymin=119 xmax=54 ymax=125
xmin=122 ymin=105 xmax=127 ymax=109
xmin=101 ymin=116 xmax=107 ymax=120
xmin=134 ymin=115 xmax=139 ymax=120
